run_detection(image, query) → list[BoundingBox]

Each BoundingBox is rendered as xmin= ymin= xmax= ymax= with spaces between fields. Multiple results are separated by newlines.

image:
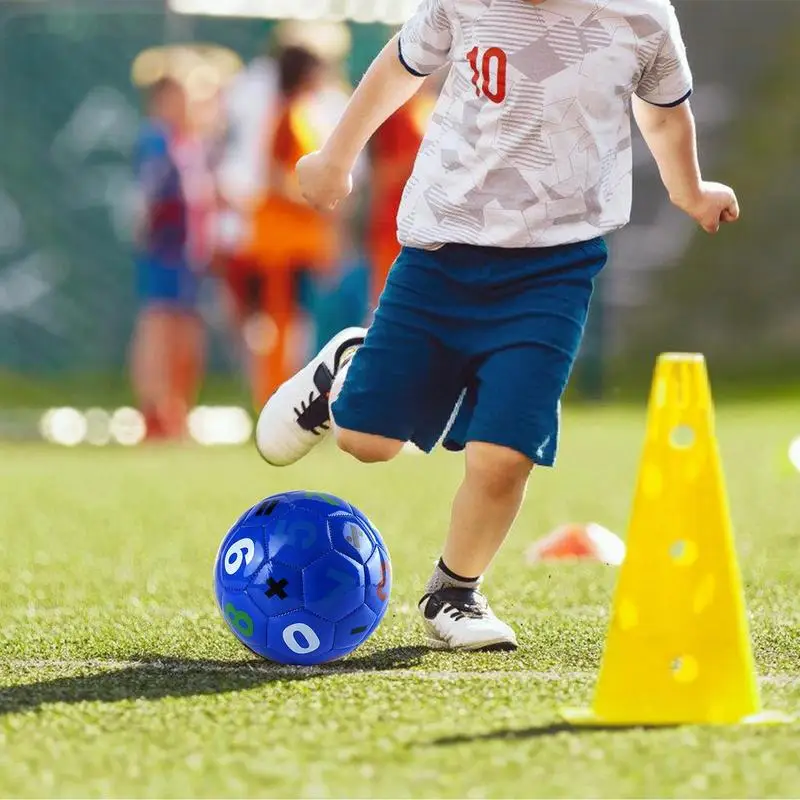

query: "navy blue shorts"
xmin=136 ymin=256 xmax=200 ymax=311
xmin=331 ymin=239 xmax=608 ymax=466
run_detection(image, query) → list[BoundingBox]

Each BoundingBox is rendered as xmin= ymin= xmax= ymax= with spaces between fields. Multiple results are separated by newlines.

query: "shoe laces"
xmin=294 ymin=364 xmax=334 ymax=435
xmin=294 ymin=392 xmax=331 ymax=435
xmin=444 ymin=604 xmax=466 ymax=621
xmin=432 ymin=588 xmax=490 ymax=621
xmin=293 ymin=339 xmax=363 ymax=436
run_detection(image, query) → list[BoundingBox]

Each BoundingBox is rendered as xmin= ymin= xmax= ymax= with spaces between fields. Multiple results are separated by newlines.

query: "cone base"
xmin=561 ymin=707 xmax=793 ymax=727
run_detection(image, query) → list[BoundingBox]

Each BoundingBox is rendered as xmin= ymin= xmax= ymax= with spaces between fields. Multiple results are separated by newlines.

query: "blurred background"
xmin=0 ymin=0 xmax=798 ymax=447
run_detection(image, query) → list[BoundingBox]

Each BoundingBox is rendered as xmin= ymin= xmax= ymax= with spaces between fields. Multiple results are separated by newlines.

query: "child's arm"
xmin=298 ymin=0 xmax=453 ymax=211
xmin=633 ymin=97 xmax=739 ymax=233
xmin=296 ymin=35 xmax=426 ymax=211
xmin=633 ymin=2 xmax=739 ymax=233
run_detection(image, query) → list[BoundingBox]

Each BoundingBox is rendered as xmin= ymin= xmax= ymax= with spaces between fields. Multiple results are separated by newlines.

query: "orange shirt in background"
xmin=250 ymin=100 xmax=335 ymax=273
xmin=369 ymin=95 xmax=433 ymax=301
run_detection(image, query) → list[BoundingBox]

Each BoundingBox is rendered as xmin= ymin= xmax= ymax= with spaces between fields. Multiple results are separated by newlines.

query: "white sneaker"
xmin=255 ymin=327 xmax=366 ymax=466
xmin=418 ymin=587 xmax=518 ymax=651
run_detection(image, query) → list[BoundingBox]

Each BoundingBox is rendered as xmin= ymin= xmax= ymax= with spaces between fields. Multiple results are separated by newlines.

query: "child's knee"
xmin=465 ymin=442 xmax=533 ymax=497
xmin=335 ymin=428 xmax=404 ymax=463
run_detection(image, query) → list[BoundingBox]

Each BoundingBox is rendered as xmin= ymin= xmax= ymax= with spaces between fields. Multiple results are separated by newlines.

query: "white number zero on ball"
xmin=282 ymin=622 xmax=321 ymax=654
xmin=223 ymin=537 xmax=255 ymax=575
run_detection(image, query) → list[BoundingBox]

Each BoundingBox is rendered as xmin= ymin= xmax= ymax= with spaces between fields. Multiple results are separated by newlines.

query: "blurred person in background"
xmin=130 ymin=75 xmax=214 ymax=440
xmin=176 ymin=69 xmax=221 ymax=408
xmin=368 ymin=76 xmax=438 ymax=309
xmin=221 ymin=44 xmax=349 ymax=408
xmin=212 ymin=46 xmax=280 ymax=385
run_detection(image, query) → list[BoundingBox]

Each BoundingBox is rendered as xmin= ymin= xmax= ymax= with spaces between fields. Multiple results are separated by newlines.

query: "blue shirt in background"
xmin=133 ymin=120 xmax=188 ymax=267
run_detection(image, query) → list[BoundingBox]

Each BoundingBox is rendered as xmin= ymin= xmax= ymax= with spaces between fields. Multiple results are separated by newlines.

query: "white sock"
xmin=425 ymin=558 xmax=482 ymax=595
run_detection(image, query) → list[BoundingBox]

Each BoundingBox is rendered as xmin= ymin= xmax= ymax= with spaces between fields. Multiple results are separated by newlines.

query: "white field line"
xmin=1 ymin=660 xmax=799 ymax=687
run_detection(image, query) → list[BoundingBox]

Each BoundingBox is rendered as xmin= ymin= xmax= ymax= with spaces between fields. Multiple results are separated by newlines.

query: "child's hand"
xmin=672 ymin=181 xmax=740 ymax=233
xmin=296 ymin=151 xmax=354 ymax=212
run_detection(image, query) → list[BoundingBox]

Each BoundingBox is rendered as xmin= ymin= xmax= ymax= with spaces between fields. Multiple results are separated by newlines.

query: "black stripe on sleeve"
xmin=644 ymin=88 xmax=693 ymax=108
xmin=397 ymin=36 xmax=431 ymax=78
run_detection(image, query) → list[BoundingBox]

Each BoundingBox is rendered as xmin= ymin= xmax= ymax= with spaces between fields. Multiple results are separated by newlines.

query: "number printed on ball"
xmin=282 ymin=622 xmax=321 ymax=654
xmin=224 ymin=602 xmax=254 ymax=638
xmin=213 ymin=492 xmax=393 ymax=665
xmin=224 ymin=537 xmax=255 ymax=575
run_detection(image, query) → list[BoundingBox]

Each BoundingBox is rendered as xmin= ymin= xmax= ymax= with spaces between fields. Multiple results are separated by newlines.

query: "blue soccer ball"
xmin=213 ymin=491 xmax=391 ymax=665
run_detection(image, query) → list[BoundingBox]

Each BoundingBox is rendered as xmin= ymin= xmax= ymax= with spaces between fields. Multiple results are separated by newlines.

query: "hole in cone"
xmin=670 ymin=424 xmax=695 ymax=449
xmin=669 ymin=539 xmax=698 ymax=566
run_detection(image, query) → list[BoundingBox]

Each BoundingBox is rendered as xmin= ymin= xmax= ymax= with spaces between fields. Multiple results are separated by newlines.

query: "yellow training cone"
xmin=564 ymin=353 xmax=789 ymax=726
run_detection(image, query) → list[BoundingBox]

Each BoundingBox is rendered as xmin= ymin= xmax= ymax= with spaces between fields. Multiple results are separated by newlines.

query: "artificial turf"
xmin=1 ymin=403 xmax=799 ymax=797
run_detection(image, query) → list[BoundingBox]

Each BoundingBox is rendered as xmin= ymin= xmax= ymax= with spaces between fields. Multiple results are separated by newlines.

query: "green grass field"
xmin=1 ymin=404 xmax=799 ymax=798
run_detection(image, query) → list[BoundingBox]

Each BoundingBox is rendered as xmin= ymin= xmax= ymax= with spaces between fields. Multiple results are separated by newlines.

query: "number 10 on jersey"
xmin=467 ymin=46 xmax=507 ymax=104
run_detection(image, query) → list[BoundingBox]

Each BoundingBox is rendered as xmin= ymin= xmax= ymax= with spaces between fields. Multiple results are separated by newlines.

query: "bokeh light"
xmin=40 ymin=408 xmax=87 ymax=447
xmin=188 ymin=406 xmax=253 ymax=445
xmin=789 ymin=437 xmax=800 ymax=472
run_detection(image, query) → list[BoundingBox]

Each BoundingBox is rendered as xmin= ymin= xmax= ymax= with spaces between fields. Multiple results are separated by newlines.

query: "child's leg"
xmin=334 ymin=426 xmax=406 ymax=463
xmin=257 ymin=268 xmax=295 ymax=408
xmin=256 ymin=247 xmax=468 ymax=468
xmin=418 ymin=440 xmax=532 ymax=652
xmin=418 ymin=343 xmax=570 ymax=651
xmin=329 ymin=357 xmax=405 ymax=463
xmin=218 ymin=266 xmax=259 ymax=398
xmin=440 ymin=442 xmax=533 ymax=580
xmin=130 ymin=305 xmax=173 ymax=438
xmin=417 ymin=441 xmax=532 ymax=651
xmin=171 ymin=310 xmax=205 ymax=429
xmin=155 ymin=312 xmax=189 ymax=439
xmin=421 ymin=240 xmax=607 ymax=650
